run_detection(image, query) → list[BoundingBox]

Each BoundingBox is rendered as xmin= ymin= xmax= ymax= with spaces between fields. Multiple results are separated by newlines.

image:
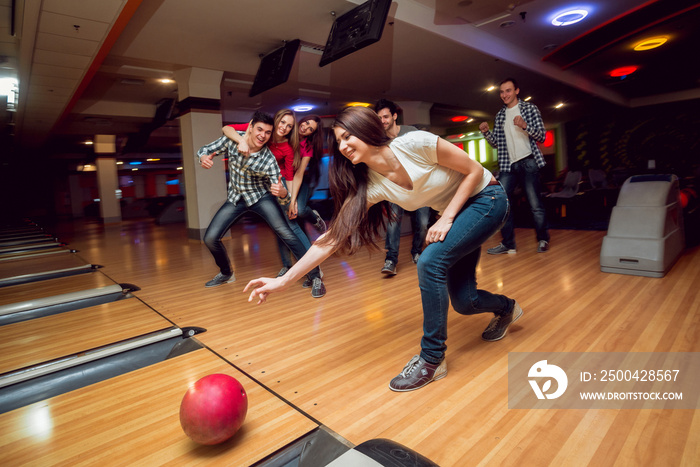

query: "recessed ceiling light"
xmin=487 ymin=85 xmax=496 ymax=91
xmin=551 ymin=9 xmax=588 ymax=26
xmin=159 ymin=78 xmax=175 ymax=84
xmin=347 ymin=102 xmax=371 ymax=107
xmin=634 ymin=37 xmax=668 ymax=51
xmin=555 ymin=102 xmax=564 ymax=109
xmin=292 ymin=105 xmax=314 ymax=112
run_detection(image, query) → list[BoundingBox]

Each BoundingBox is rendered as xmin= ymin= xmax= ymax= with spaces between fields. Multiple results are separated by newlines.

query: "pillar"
xmin=94 ymin=134 xmax=121 ymax=224
xmin=396 ymin=101 xmax=433 ymax=129
xmin=174 ymin=67 xmax=225 ymax=241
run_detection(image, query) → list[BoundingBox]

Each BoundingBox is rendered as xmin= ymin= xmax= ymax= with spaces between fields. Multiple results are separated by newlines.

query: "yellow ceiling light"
xmin=347 ymin=102 xmax=371 ymax=107
xmin=634 ymin=36 xmax=668 ymax=51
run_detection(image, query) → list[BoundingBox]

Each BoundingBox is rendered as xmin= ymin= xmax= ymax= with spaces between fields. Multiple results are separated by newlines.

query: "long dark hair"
xmin=298 ymin=114 xmax=323 ymax=186
xmin=318 ymin=106 xmax=392 ymax=255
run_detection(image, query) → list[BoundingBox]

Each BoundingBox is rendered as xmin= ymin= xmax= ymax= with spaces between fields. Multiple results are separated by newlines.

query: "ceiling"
xmin=2 ymin=0 xmax=700 ymax=171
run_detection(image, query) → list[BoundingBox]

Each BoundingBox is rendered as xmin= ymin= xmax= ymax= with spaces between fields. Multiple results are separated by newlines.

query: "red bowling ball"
xmin=179 ymin=373 xmax=248 ymax=445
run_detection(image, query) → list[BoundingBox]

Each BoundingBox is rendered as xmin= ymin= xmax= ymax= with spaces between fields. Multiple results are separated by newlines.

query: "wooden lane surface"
xmin=47 ymin=219 xmax=700 ymax=466
xmin=0 ymin=348 xmax=319 ymax=466
xmin=0 ymin=247 xmax=69 ymax=261
xmin=0 ymin=272 xmax=117 ymax=307
xmin=0 ymin=253 xmax=91 ymax=281
xmin=0 ymin=299 xmax=173 ymax=375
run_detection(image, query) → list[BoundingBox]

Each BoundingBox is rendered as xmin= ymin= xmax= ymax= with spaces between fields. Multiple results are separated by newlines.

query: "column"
xmin=396 ymin=101 xmax=433 ymax=129
xmin=174 ymin=67 xmax=226 ymax=241
xmin=94 ymin=134 xmax=121 ymax=224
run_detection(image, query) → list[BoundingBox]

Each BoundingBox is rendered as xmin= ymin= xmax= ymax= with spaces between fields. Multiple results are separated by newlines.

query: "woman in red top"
xmin=289 ymin=115 xmax=327 ymax=234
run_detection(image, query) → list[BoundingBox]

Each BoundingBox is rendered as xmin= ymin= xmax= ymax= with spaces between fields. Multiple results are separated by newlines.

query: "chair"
xmin=588 ymin=169 xmax=608 ymax=189
xmin=547 ymin=171 xmax=582 ymax=198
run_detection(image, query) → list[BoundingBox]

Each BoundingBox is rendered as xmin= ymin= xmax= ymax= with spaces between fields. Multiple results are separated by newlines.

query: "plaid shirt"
xmin=483 ymin=99 xmax=546 ymax=173
xmin=197 ymin=134 xmax=288 ymax=206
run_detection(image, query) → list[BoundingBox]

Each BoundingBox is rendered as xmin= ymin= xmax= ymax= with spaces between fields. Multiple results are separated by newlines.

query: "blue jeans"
xmin=203 ymin=195 xmax=321 ymax=279
xmin=277 ymin=180 xmax=312 ymax=269
xmin=417 ymin=185 xmax=512 ymax=364
xmin=497 ymin=156 xmax=549 ymax=249
xmin=294 ymin=182 xmax=316 ymax=223
xmin=385 ymin=204 xmax=431 ymax=263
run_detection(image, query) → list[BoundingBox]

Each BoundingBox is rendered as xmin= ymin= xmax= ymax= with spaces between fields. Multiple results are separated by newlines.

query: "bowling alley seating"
xmin=547 ymin=170 xmax=582 ymax=198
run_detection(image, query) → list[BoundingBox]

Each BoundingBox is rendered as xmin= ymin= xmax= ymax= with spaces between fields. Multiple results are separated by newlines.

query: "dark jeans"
xmin=203 ymin=195 xmax=321 ymax=279
xmin=385 ymin=204 xmax=431 ymax=263
xmin=498 ymin=156 xmax=549 ymax=249
xmin=417 ymin=185 xmax=512 ymax=363
xmin=276 ymin=180 xmax=312 ymax=269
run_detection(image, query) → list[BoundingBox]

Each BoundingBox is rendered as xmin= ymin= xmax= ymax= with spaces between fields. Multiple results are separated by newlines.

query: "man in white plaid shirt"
xmin=480 ymin=78 xmax=550 ymax=254
xmin=197 ymin=111 xmax=326 ymax=298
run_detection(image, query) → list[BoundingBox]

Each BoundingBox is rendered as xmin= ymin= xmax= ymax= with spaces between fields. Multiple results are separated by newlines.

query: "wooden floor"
xmin=1 ymin=217 xmax=699 ymax=466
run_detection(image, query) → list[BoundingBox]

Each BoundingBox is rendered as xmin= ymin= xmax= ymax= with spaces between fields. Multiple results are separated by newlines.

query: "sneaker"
xmin=310 ymin=277 xmax=326 ymax=298
xmin=412 ymin=253 xmax=421 ymax=264
xmin=277 ymin=267 xmax=289 ymax=277
xmin=302 ymin=268 xmax=323 ymax=288
xmin=205 ymin=272 xmax=235 ymax=288
xmin=312 ymin=210 xmax=327 ymax=233
xmin=381 ymin=260 xmax=397 ymax=275
xmin=389 ymin=355 xmax=447 ymax=392
xmin=537 ymin=240 xmax=549 ymax=253
xmin=482 ymin=301 xmax=523 ymax=341
xmin=487 ymin=243 xmax=516 ymax=255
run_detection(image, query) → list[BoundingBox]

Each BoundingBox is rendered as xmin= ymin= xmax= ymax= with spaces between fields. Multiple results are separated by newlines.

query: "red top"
xmin=300 ymin=139 xmax=312 ymax=160
xmin=268 ymin=140 xmax=295 ymax=181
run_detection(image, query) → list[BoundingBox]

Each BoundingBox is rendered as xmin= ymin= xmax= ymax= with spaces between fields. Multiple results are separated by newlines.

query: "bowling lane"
xmin=0 ymin=247 xmax=70 ymax=261
xmin=0 ymin=300 xmax=173 ymax=375
xmin=0 ymin=348 xmax=319 ymax=466
xmin=0 ymin=252 xmax=95 ymax=287
xmin=0 ymin=272 xmax=116 ymax=308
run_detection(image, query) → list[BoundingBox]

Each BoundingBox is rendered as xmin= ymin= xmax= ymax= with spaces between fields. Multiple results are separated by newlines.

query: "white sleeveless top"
xmin=366 ymin=131 xmax=492 ymax=215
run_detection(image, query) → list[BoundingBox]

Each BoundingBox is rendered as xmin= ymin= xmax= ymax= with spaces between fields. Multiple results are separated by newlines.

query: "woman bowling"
xmin=244 ymin=106 xmax=521 ymax=392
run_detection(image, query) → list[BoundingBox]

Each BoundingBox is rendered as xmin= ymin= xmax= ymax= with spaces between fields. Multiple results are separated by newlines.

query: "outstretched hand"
xmin=244 ymin=276 xmax=286 ymax=304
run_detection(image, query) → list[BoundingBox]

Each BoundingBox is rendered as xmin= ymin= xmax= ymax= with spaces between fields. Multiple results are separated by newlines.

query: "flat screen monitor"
xmin=249 ymin=39 xmax=300 ymax=97
xmin=319 ymin=0 xmax=392 ymax=67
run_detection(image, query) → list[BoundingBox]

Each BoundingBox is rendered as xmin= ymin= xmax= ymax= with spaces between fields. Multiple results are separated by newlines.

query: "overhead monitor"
xmin=319 ymin=0 xmax=392 ymax=67
xmin=249 ymin=39 xmax=300 ymax=97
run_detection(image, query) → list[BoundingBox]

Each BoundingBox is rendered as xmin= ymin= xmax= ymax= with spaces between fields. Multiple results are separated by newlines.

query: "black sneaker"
xmin=537 ymin=240 xmax=549 ymax=253
xmin=381 ymin=260 xmax=397 ymax=275
xmin=389 ymin=355 xmax=447 ymax=392
xmin=312 ymin=210 xmax=327 ymax=233
xmin=487 ymin=243 xmax=516 ymax=255
xmin=205 ymin=272 xmax=235 ymax=288
xmin=277 ymin=267 xmax=289 ymax=277
xmin=482 ymin=301 xmax=523 ymax=341
xmin=311 ymin=277 xmax=326 ymax=298
xmin=412 ymin=253 xmax=421 ymax=264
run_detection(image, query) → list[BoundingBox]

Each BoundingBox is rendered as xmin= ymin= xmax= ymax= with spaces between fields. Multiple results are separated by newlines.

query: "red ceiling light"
xmin=609 ymin=66 xmax=638 ymax=77
xmin=451 ymin=115 xmax=469 ymax=122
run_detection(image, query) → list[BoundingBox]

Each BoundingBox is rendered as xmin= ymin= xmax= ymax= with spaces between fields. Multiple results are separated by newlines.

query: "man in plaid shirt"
xmin=197 ymin=111 xmax=326 ymax=298
xmin=480 ymin=78 xmax=550 ymax=254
